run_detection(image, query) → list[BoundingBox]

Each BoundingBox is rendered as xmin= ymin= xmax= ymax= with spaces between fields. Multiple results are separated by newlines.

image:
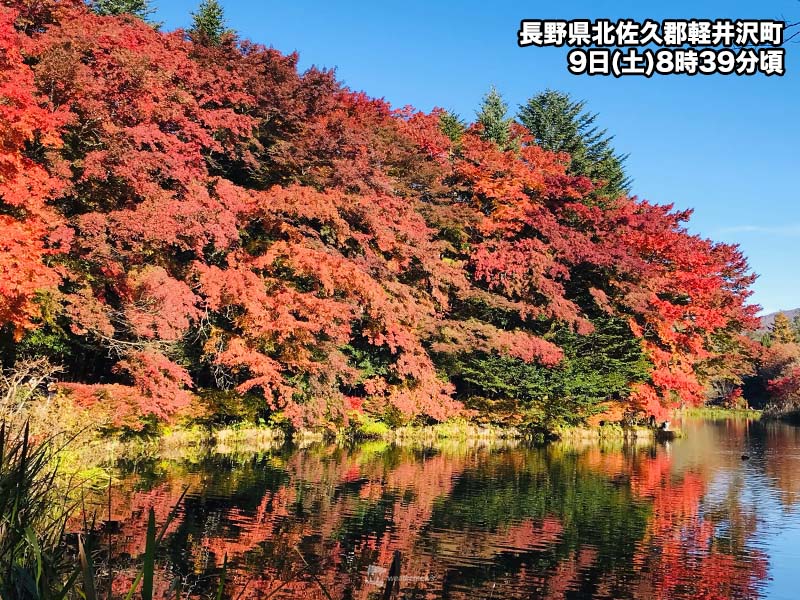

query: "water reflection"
xmin=90 ymin=419 xmax=800 ymax=599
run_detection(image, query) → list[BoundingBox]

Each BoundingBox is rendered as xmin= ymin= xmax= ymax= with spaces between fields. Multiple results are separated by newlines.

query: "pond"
xmin=96 ymin=417 xmax=800 ymax=599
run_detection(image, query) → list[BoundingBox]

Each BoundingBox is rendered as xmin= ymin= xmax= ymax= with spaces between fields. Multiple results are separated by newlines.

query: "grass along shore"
xmin=68 ymin=403 xmax=783 ymax=468
xmin=677 ymin=407 xmax=763 ymax=420
xmin=80 ymin=417 xmax=679 ymax=462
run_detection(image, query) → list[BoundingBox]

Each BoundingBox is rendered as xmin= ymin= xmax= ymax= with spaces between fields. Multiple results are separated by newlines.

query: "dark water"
xmin=99 ymin=417 xmax=800 ymax=599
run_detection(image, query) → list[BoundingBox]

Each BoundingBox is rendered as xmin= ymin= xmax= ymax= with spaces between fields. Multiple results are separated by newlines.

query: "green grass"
xmin=679 ymin=407 xmax=762 ymax=420
xmin=550 ymin=422 xmax=657 ymax=442
xmin=355 ymin=416 xmax=390 ymax=439
xmin=388 ymin=419 xmax=523 ymax=442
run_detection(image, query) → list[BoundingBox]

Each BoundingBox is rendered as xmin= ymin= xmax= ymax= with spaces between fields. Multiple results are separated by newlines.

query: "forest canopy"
xmin=0 ymin=0 xmax=760 ymax=432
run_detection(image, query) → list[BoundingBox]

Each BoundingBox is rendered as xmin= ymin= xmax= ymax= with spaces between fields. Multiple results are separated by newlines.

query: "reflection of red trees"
xmin=625 ymin=459 xmax=766 ymax=599
xmin=93 ymin=441 xmax=769 ymax=599
xmin=763 ymin=423 xmax=800 ymax=506
xmin=575 ymin=440 xmax=768 ymax=599
xmin=200 ymin=485 xmax=298 ymax=569
xmin=108 ymin=478 xmax=197 ymax=557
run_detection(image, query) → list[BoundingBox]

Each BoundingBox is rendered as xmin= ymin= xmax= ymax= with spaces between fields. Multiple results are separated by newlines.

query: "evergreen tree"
xmin=439 ymin=110 xmax=466 ymax=145
xmin=190 ymin=0 xmax=228 ymax=45
xmin=771 ymin=312 xmax=796 ymax=344
xmin=93 ymin=0 xmax=155 ymax=20
xmin=440 ymin=316 xmax=651 ymax=428
xmin=518 ymin=89 xmax=631 ymax=198
xmin=476 ymin=86 xmax=513 ymax=149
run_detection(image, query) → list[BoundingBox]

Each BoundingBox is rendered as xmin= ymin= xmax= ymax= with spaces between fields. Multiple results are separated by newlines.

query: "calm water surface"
xmin=100 ymin=418 xmax=800 ymax=599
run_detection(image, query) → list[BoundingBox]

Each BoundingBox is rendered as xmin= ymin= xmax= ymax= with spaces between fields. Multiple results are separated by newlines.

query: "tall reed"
xmin=0 ymin=421 xmax=78 ymax=600
xmin=0 ymin=421 xmax=224 ymax=599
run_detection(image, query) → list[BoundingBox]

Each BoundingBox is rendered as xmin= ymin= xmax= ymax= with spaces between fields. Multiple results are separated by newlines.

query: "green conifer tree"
xmin=190 ymin=0 xmax=228 ymax=45
xmin=476 ymin=86 xmax=513 ymax=149
xmin=439 ymin=110 xmax=466 ymax=145
xmin=93 ymin=0 xmax=155 ymax=20
xmin=518 ymin=89 xmax=631 ymax=198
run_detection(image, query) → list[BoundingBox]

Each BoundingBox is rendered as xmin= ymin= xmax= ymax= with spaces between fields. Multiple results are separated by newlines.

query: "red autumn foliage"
xmin=768 ymin=365 xmax=800 ymax=411
xmin=0 ymin=0 xmax=758 ymax=427
xmin=124 ymin=267 xmax=201 ymax=341
xmin=61 ymin=350 xmax=193 ymax=427
xmin=0 ymin=7 xmax=67 ymax=337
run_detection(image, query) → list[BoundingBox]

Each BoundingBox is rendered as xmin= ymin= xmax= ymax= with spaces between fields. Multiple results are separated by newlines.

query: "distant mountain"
xmin=759 ymin=308 xmax=800 ymax=332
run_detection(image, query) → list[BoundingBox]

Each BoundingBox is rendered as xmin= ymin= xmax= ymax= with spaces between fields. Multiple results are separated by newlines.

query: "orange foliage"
xmin=0 ymin=0 xmax=758 ymax=426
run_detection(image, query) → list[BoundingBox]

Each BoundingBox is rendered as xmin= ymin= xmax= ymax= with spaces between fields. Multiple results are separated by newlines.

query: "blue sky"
xmin=154 ymin=0 xmax=800 ymax=315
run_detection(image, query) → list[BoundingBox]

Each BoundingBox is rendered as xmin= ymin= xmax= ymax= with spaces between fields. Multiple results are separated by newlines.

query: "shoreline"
xmin=78 ymin=419 xmax=687 ymax=464
xmin=677 ymin=407 xmax=763 ymax=420
xmin=64 ymin=406 xmax=775 ymax=465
